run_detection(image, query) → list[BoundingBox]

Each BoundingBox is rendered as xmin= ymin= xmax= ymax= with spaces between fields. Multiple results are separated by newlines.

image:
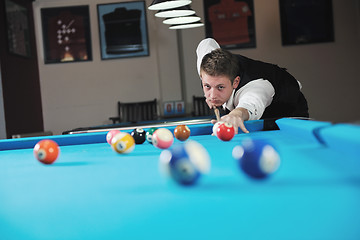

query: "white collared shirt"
xmin=222 ymin=79 xmax=275 ymax=120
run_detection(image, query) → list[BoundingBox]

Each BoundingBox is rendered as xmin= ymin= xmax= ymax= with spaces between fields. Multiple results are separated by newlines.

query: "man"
xmin=196 ymin=38 xmax=309 ymax=133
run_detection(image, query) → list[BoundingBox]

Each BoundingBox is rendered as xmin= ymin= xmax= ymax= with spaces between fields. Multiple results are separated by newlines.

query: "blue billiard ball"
xmin=159 ymin=140 xmax=210 ymax=186
xmin=232 ymin=139 xmax=280 ymax=179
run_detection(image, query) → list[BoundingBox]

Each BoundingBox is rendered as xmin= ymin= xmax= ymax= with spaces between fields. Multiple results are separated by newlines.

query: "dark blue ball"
xmin=159 ymin=141 xmax=210 ymax=186
xmin=233 ymin=139 xmax=280 ymax=179
xmin=168 ymin=144 xmax=200 ymax=185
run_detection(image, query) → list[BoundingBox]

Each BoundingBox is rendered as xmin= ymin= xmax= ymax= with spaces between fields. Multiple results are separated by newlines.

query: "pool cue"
xmin=214 ymin=107 xmax=221 ymax=122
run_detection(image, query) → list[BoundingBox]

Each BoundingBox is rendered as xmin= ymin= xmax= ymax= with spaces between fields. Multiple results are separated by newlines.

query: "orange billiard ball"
xmin=174 ymin=125 xmax=191 ymax=141
xmin=33 ymin=139 xmax=60 ymax=164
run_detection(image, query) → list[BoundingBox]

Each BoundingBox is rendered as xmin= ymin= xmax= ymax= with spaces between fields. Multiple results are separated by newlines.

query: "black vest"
xmin=234 ymin=55 xmax=309 ymax=119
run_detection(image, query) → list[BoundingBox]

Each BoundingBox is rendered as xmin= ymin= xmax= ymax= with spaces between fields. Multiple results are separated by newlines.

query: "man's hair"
xmin=200 ymin=48 xmax=240 ymax=83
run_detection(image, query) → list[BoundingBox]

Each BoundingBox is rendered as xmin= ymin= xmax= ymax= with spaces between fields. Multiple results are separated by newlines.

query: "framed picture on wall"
xmin=279 ymin=0 xmax=334 ymax=46
xmin=203 ymin=0 xmax=256 ymax=50
xmin=4 ymin=0 xmax=32 ymax=57
xmin=41 ymin=5 xmax=92 ymax=64
xmin=97 ymin=1 xmax=149 ymax=60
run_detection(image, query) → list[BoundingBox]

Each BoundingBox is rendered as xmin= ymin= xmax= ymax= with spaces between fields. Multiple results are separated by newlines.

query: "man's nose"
xmin=208 ymin=88 xmax=217 ymax=98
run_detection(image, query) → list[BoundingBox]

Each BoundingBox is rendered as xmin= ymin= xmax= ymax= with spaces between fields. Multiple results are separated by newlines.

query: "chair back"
xmin=118 ymin=98 xmax=158 ymax=123
xmin=192 ymin=96 xmax=213 ymax=117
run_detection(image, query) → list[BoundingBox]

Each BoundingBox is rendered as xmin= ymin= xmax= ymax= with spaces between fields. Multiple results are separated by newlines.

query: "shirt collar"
xmin=222 ymin=89 xmax=235 ymax=111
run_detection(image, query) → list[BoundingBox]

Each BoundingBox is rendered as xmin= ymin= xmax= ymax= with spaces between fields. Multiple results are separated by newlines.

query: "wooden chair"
xmin=192 ymin=96 xmax=213 ymax=117
xmin=109 ymin=99 xmax=158 ymax=124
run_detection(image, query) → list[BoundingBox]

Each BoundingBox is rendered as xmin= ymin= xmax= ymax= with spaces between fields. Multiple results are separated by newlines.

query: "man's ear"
xmin=233 ymin=76 xmax=240 ymax=89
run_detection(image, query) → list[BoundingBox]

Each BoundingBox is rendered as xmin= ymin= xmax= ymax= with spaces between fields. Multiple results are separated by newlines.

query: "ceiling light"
xmin=155 ymin=5 xmax=195 ymax=18
xmin=169 ymin=21 xmax=204 ymax=30
xmin=148 ymin=0 xmax=191 ymax=11
xmin=163 ymin=14 xmax=200 ymax=25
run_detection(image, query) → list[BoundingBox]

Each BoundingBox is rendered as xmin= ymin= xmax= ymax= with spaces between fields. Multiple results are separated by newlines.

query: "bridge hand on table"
xmin=212 ymin=107 xmax=250 ymax=134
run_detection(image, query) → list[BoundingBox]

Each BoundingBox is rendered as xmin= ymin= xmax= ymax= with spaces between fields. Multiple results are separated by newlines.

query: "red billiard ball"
xmin=152 ymin=128 xmax=174 ymax=149
xmin=106 ymin=129 xmax=120 ymax=144
xmin=216 ymin=122 xmax=235 ymax=141
xmin=174 ymin=125 xmax=190 ymax=141
xmin=212 ymin=121 xmax=224 ymax=137
xmin=33 ymin=139 xmax=60 ymax=164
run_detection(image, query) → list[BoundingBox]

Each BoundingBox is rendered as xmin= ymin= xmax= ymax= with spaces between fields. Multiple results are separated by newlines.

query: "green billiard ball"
xmin=146 ymin=127 xmax=158 ymax=144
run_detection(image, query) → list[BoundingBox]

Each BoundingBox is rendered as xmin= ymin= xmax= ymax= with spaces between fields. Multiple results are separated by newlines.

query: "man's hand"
xmin=211 ymin=107 xmax=250 ymax=134
xmin=205 ymin=97 xmax=218 ymax=109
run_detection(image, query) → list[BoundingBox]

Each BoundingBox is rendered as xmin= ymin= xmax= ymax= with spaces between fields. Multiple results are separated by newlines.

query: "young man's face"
xmin=201 ymin=72 xmax=240 ymax=107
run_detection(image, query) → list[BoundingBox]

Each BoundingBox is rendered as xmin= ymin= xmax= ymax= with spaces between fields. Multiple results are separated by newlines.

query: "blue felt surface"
xmin=0 ymin=119 xmax=359 ymax=240
xmin=276 ymin=118 xmax=332 ymax=144
xmin=318 ymin=123 xmax=360 ymax=156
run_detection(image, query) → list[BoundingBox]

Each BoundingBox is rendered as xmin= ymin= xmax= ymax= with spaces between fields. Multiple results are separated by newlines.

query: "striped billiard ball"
xmin=106 ymin=129 xmax=121 ymax=144
xmin=146 ymin=127 xmax=158 ymax=144
xmin=111 ymin=132 xmax=135 ymax=154
xmin=232 ymin=139 xmax=280 ymax=179
xmin=159 ymin=140 xmax=210 ymax=185
xmin=152 ymin=128 xmax=174 ymax=149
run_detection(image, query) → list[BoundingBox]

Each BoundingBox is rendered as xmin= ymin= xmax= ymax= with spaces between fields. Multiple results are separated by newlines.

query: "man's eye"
xmin=218 ymin=86 xmax=224 ymax=90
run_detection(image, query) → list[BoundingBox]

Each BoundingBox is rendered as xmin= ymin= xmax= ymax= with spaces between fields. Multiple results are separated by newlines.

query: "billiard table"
xmin=0 ymin=118 xmax=359 ymax=240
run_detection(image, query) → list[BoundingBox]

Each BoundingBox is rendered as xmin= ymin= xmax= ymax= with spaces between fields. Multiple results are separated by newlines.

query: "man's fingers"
xmin=211 ymin=114 xmax=249 ymax=134
xmin=205 ymin=98 xmax=214 ymax=109
xmin=239 ymin=121 xmax=249 ymax=134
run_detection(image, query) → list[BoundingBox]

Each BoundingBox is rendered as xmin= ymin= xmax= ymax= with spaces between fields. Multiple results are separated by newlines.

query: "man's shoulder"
xmin=235 ymin=54 xmax=280 ymax=69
